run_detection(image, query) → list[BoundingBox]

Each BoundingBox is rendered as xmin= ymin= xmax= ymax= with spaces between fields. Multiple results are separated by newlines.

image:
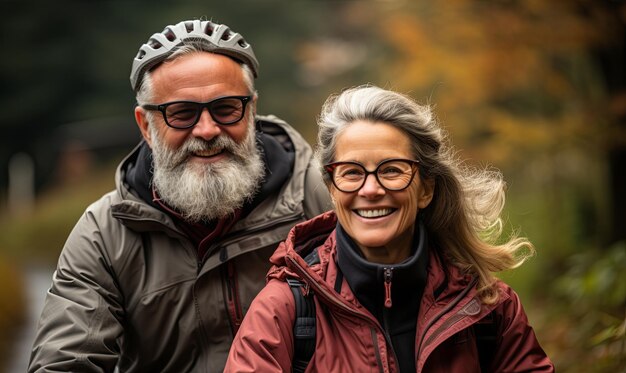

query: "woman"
xmin=225 ymin=85 xmax=554 ymax=372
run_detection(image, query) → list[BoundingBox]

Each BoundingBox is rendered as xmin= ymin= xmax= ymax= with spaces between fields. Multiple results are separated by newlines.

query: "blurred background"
xmin=0 ymin=0 xmax=624 ymax=372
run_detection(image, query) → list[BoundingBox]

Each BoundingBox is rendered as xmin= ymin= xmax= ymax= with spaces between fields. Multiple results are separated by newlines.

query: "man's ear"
xmin=135 ymin=106 xmax=153 ymax=147
xmin=418 ymin=178 xmax=435 ymax=209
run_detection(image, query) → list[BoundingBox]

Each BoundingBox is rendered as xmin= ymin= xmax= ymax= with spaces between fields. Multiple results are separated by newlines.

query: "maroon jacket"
xmin=225 ymin=211 xmax=554 ymax=372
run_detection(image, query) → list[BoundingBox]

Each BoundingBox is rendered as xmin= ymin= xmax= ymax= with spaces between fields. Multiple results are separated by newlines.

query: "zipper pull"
xmin=384 ymin=267 xmax=393 ymax=308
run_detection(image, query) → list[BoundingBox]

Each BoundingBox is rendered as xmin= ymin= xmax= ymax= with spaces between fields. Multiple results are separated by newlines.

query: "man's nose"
xmin=191 ymin=108 xmax=222 ymax=140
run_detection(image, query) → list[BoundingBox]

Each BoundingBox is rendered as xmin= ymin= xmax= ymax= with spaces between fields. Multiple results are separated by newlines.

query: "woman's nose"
xmin=358 ymin=174 xmax=385 ymax=197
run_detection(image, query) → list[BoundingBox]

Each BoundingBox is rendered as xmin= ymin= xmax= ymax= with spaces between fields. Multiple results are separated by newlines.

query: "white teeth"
xmin=356 ymin=209 xmax=393 ymax=218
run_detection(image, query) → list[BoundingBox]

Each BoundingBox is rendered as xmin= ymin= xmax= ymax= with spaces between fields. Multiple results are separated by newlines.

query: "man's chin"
xmin=154 ymin=161 xmax=260 ymax=222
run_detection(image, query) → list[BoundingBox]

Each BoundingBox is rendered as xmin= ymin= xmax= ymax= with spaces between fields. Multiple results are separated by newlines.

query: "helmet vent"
xmin=184 ymin=21 xmax=194 ymax=33
xmin=221 ymin=29 xmax=232 ymax=41
xmin=164 ymin=28 xmax=176 ymax=42
xmin=238 ymin=40 xmax=248 ymax=48
xmin=136 ymin=50 xmax=146 ymax=60
xmin=148 ymin=40 xmax=163 ymax=49
xmin=204 ymin=22 xmax=215 ymax=36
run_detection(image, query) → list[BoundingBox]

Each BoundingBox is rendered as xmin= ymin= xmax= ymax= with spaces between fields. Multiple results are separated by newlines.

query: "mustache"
xmin=167 ymin=135 xmax=241 ymax=167
xmin=181 ymin=136 xmax=237 ymax=153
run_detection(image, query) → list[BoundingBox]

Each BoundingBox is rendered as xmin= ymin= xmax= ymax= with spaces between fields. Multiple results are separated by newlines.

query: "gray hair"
xmin=315 ymin=85 xmax=534 ymax=304
xmin=135 ymin=42 xmax=256 ymax=106
xmin=316 ymin=85 xmax=441 ymax=180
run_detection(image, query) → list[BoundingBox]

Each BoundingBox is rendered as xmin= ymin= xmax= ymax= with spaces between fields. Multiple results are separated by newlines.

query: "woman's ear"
xmin=135 ymin=106 xmax=153 ymax=147
xmin=418 ymin=178 xmax=435 ymax=209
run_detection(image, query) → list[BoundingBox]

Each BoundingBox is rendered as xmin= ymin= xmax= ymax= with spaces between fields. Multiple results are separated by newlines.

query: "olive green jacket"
xmin=28 ymin=115 xmax=331 ymax=373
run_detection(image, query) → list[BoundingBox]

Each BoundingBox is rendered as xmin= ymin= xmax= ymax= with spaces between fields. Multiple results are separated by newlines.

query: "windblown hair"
xmin=135 ymin=42 xmax=256 ymax=107
xmin=315 ymin=85 xmax=535 ymax=304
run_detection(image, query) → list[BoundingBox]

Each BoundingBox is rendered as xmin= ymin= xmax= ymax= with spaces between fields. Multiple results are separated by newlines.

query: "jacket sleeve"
xmin=225 ymin=279 xmax=296 ymax=372
xmin=28 ymin=206 xmax=124 ymax=372
xmin=490 ymin=287 xmax=555 ymax=372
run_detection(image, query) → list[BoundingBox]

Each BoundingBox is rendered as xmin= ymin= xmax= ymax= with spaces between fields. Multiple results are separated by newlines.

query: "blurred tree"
xmin=590 ymin=0 xmax=626 ymax=245
xmin=362 ymin=0 xmax=625 ymax=248
xmin=0 ymin=1 xmax=142 ymax=195
xmin=0 ymin=1 xmax=333 ymax=197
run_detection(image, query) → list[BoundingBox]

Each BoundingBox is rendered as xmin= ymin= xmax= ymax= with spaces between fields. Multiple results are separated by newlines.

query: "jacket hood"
xmin=269 ymin=210 xmax=337 ymax=272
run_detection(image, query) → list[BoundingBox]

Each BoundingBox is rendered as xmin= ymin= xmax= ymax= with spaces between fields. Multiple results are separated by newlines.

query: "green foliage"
xmin=548 ymin=242 xmax=626 ymax=372
xmin=557 ymin=242 xmax=626 ymax=309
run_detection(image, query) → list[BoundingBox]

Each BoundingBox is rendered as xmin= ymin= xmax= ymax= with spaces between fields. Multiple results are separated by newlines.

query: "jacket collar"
xmin=275 ymin=211 xmax=477 ymax=306
xmin=335 ymin=221 xmax=429 ymax=318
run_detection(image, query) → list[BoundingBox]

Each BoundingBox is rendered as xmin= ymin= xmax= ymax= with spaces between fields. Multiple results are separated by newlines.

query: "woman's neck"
xmin=357 ymin=226 xmax=416 ymax=264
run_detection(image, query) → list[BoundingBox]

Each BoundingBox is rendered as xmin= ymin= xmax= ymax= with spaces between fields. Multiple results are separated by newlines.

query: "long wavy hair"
xmin=315 ymin=85 xmax=534 ymax=304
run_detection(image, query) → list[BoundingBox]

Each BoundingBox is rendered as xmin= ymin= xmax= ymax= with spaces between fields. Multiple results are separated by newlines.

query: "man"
xmin=28 ymin=19 xmax=331 ymax=372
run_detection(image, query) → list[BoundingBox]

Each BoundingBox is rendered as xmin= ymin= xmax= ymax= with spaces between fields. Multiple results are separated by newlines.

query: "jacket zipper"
xmin=383 ymin=267 xmax=393 ymax=308
xmin=381 ymin=267 xmax=401 ymax=371
xmin=208 ymin=212 xmax=305 ymax=336
xmin=371 ymin=328 xmax=386 ymax=373
xmin=223 ymin=261 xmax=244 ymax=336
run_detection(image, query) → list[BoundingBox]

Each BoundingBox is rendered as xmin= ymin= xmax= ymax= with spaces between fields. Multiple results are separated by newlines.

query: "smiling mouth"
xmin=354 ymin=208 xmax=395 ymax=218
xmin=192 ymin=148 xmax=225 ymax=158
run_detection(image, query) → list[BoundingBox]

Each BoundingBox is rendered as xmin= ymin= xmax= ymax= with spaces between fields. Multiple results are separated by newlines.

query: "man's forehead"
xmin=150 ymin=53 xmax=249 ymax=101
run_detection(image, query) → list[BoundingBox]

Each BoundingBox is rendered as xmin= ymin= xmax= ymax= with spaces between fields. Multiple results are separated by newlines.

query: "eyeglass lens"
xmin=331 ymin=160 xmax=416 ymax=192
xmin=165 ymin=97 xmax=247 ymax=128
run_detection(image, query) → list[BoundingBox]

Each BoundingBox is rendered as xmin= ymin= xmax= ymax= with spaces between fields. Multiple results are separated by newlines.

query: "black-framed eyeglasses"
xmin=141 ymin=95 xmax=252 ymax=129
xmin=324 ymin=158 xmax=420 ymax=193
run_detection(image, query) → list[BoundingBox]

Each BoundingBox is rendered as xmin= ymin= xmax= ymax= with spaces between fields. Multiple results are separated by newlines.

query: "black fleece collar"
xmin=335 ymin=219 xmax=429 ymax=325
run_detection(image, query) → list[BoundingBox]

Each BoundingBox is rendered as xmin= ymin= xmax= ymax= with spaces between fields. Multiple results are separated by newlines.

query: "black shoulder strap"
xmin=288 ymin=249 xmax=320 ymax=373
xmin=474 ymin=312 xmax=497 ymax=372
xmin=288 ymin=278 xmax=316 ymax=373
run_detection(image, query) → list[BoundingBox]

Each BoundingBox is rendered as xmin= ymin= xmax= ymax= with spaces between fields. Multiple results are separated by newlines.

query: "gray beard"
xmin=149 ymin=119 xmax=265 ymax=223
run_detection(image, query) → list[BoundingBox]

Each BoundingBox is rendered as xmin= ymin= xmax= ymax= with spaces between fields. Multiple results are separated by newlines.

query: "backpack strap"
xmin=474 ymin=311 xmax=497 ymax=371
xmin=288 ymin=249 xmax=320 ymax=373
xmin=288 ymin=278 xmax=316 ymax=373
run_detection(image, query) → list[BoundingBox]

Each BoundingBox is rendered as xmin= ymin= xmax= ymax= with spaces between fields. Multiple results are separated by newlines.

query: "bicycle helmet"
xmin=130 ymin=19 xmax=259 ymax=92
